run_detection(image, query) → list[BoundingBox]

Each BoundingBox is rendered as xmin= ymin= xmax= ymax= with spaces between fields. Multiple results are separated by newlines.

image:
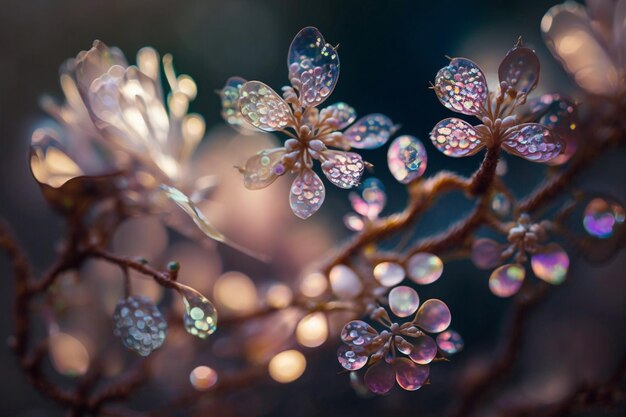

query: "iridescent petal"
xmin=530 ymin=243 xmax=569 ymax=285
xmin=471 ymin=238 xmax=502 ymax=270
xmin=436 ymin=330 xmax=464 ymax=355
xmin=406 ymin=253 xmax=444 ymax=285
xmin=498 ymin=45 xmax=540 ymax=95
xmin=341 ymin=320 xmax=378 ymax=348
xmin=434 ymin=58 xmax=488 ymax=115
xmin=414 ymin=299 xmax=451 ymax=333
xmin=321 ymin=151 xmax=364 ymax=189
xmin=239 ymin=81 xmax=293 ymax=131
xmin=337 ymin=345 xmax=369 ymax=371
xmin=502 ymin=123 xmax=563 ymax=162
xmin=387 ymin=135 xmax=428 ymax=184
xmin=373 ymin=262 xmax=406 ymax=287
xmin=489 ymin=263 xmax=525 ymax=297
xmin=408 ymin=335 xmax=438 ymax=365
xmin=429 ymin=118 xmax=484 ymax=157
xmin=289 ymin=170 xmax=326 ymax=219
xmin=323 ymin=102 xmax=357 ymax=129
xmin=349 ymin=178 xmax=386 ymax=220
xmin=240 ymin=148 xmax=287 ymax=190
xmin=219 ymin=76 xmax=256 ymax=131
xmin=178 ymin=284 xmax=218 ymax=339
xmin=388 ymin=286 xmax=420 ymax=318
xmin=343 ymin=114 xmax=397 ymax=149
xmin=288 ymin=27 xmax=339 ymax=107
xmin=394 ymin=358 xmax=429 ymax=391
xmin=583 ymin=197 xmax=625 ymax=238
xmin=364 ymin=361 xmax=395 ymax=394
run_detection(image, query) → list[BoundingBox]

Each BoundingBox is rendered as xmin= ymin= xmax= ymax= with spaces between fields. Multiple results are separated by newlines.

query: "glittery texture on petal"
xmin=289 ymin=170 xmax=325 ymax=219
xmin=288 ymin=27 xmax=339 ymax=107
xmin=323 ymin=102 xmax=357 ymax=129
xmin=498 ymin=45 xmax=540 ymax=95
xmin=341 ymin=320 xmax=378 ymax=348
xmin=321 ymin=151 xmax=364 ymax=189
xmin=387 ymin=135 xmax=428 ymax=184
xmin=240 ymin=148 xmax=287 ymax=190
xmin=430 ymin=118 xmax=484 ymax=157
xmin=502 ymin=123 xmax=563 ymax=162
xmin=343 ymin=114 xmax=397 ymax=149
xmin=337 ymin=345 xmax=369 ymax=371
xmin=220 ymin=76 xmax=256 ymax=131
xmin=434 ymin=58 xmax=488 ymax=115
xmin=239 ymin=81 xmax=293 ymax=131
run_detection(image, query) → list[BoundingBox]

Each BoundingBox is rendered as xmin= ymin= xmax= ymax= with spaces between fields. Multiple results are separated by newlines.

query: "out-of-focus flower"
xmin=220 ymin=27 xmax=398 ymax=219
xmin=343 ymin=178 xmax=387 ymax=231
xmin=337 ymin=286 xmax=454 ymax=394
xmin=429 ymin=40 xmax=564 ymax=163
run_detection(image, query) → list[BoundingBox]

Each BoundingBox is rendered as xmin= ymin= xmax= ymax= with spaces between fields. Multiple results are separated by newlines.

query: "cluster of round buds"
xmin=337 ymin=286 xmax=461 ymax=394
xmin=472 ymin=214 xmax=570 ymax=297
xmin=113 ymin=296 xmax=167 ymax=356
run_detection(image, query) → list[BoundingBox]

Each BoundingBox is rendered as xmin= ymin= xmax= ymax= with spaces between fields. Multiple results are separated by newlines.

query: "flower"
xmin=337 ymin=286 xmax=455 ymax=394
xmin=429 ymin=40 xmax=564 ymax=163
xmin=220 ymin=27 xmax=398 ymax=219
xmin=471 ymin=214 xmax=570 ymax=297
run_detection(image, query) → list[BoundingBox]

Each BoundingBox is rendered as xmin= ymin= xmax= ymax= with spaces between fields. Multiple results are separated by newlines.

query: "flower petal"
xmin=364 ymin=361 xmax=395 ymax=394
xmin=429 ymin=118 xmax=484 ymax=157
xmin=288 ymin=27 xmax=339 ymax=107
xmin=321 ymin=151 xmax=364 ymax=189
xmin=530 ymin=243 xmax=569 ymax=285
xmin=471 ymin=238 xmax=502 ymax=270
xmin=323 ymin=102 xmax=357 ymax=129
xmin=387 ymin=135 xmax=428 ymax=184
xmin=349 ymin=178 xmax=386 ymax=219
xmin=74 ymin=40 xmax=128 ymax=95
xmin=414 ymin=299 xmax=451 ymax=333
xmin=389 ymin=286 xmax=420 ymax=318
xmin=340 ymin=320 xmax=378 ymax=348
xmin=434 ymin=58 xmax=488 ymax=115
xmin=289 ymin=170 xmax=325 ymax=219
xmin=489 ymin=263 xmax=525 ymax=297
xmin=238 ymin=81 xmax=293 ymax=131
xmin=542 ymin=2 xmax=620 ymax=96
xmin=498 ymin=44 xmax=540 ymax=95
xmin=394 ymin=358 xmax=429 ymax=391
xmin=219 ymin=76 xmax=257 ymax=132
xmin=343 ymin=114 xmax=397 ymax=149
xmin=240 ymin=148 xmax=287 ymax=190
xmin=337 ymin=345 xmax=369 ymax=371
xmin=30 ymin=128 xmax=85 ymax=188
xmin=408 ymin=335 xmax=438 ymax=365
xmin=502 ymin=123 xmax=563 ymax=162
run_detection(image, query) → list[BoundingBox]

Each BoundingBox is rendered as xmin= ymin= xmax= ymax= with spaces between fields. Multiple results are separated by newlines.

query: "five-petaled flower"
xmin=220 ymin=27 xmax=398 ymax=219
xmin=429 ymin=40 xmax=564 ymax=163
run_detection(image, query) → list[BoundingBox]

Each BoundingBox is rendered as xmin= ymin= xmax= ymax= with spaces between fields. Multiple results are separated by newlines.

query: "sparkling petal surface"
xmin=407 ymin=253 xmax=444 ymax=285
xmin=219 ymin=76 xmax=254 ymax=130
xmin=430 ymin=118 xmax=484 ymax=157
xmin=489 ymin=263 xmax=525 ymax=297
xmin=337 ymin=344 xmax=368 ymax=371
xmin=288 ymin=27 xmax=339 ymax=107
xmin=415 ymin=299 xmax=451 ymax=333
xmin=364 ymin=361 xmax=395 ymax=394
xmin=343 ymin=114 xmax=396 ymax=149
xmin=408 ymin=335 xmax=438 ymax=365
xmin=113 ymin=296 xmax=167 ymax=356
xmin=531 ymin=243 xmax=569 ymax=285
xmin=498 ymin=46 xmax=540 ymax=94
xmin=340 ymin=320 xmax=378 ymax=348
xmin=387 ymin=135 xmax=428 ymax=184
xmin=290 ymin=170 xmax=325 ymax=219
xmin=373 ymin=262 xmax=406 ymax=287
xmin=241 ymin=148 xmax=287 ymax=190
xmin=239 ymin=81 xmax=293 ymax=131
xmin=179 ymin=284 xmax=218 ymax=339
xmin=434 ymin=58 xmax=488 ymax=115
xmin=324 ymin=102 xmax=357 ymax=129
xmin=349 ymin=178 xmax=386 ymax=220
xmin=394 ymin=358 xmax=429 ymax=391
xmin=471 ymin=238 xmax=502 ymax=270
xmin=389 ymin=286 xmax=420 ymax=318
xmin=533 ymin=95 xmax=578 ymax=166
xmin=503 ymin=123 xmax=563 ymax=162
xmin=583 ymin=198 xmax=625 ymax=238
xmin=436 ymin=330 xmax=464 ymax=355
xmin=321 ymin=151 xmax=365 ymax=189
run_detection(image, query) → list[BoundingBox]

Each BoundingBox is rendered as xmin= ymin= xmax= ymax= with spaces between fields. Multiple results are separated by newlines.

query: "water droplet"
xmin=113 ymin=296 xmax=167 ymax=356
xmin=407 ymin=253 xmax=444 ymax=285
xmin=436 ymin=330 xmax=464 ymax=355
xmin=373 ymin=262 xmax=406 ymax=287
xmin=471 ymin=238 xmax=502 ymax=269
xmin=329 ymin=265 xmax=363 ymax=300
xmin=178 ymin=285 xmax=217 ymax=339
xmin=531 ymin=243 xmax=569 ymax=284
xmin=583 ymin=198 xmax=625 ymax=238
xmin=388 ymin=286 xmax=420 ymax=318
xmin=387 ymin=135 xmax=428 ymax=184
xmin=415 ymin=299 xmax=451 ymax=333
xmin=408 ymin=335 xmax=438 ymax=365
xmin=489 ymin=263 xmax=525 ymax=297
xmin=394 ymin=358 xmax=429 ymax=391
xmin=349 ymin=178 xmax=386 ymax=220
xmin=337 ymin=345 xmax=368 ymax=370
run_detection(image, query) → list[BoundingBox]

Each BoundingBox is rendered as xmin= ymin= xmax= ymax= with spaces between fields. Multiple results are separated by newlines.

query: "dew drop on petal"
xmin=340 ymin=320 xmax=378 ymax=348
xmin=343 ymin=213 xmax=365 ymax=231
xmin=388 ymin=286 xmax=420 ymax=318
xmin=436 ymin=330 xmax=464 ymax=355
xmin=364 ymin=360 xmax=395 ymax=394
xmin=373 ymin=262 xmax=406 ymax=287
xmin=489 ymin=263 xmax=525 ymax=297
xmin=387 ymin=135 xmax=428 ymax=184
xmin=343 ymin=114 xmax=396 ymax=149
xmin=415 ymin=299 xmax=451 ymax=333
xmin=471 ymin=238 xmax=502 ymax=270
xmin=178 ymin=284 xmax=218 ymax=339
xmin=329 ymin=265 xmax=363 ymax=300
xmin=531 ymin=243 xmax=569 ymax=285
xmin=112 ymin=296 xmax=167 ymax=356
xmin=498 ymin=45 xmax=540 ymax=95
xmin=502 ymin=123 xmax=563 ymax=163
xmin=324 ymin=102 xmax=357 ymax=129
xmin=321 ymin=151 xmax=365 ymax=189
xmin=429 ymin=117 xmax=484 ymax=157
xmin=407 ymin=253 xmax=444 ymax=285
xmin=239 ymin=81 xmax=293 ymax=131
xmin=434 ymin=58 xmax=488 ymax=115
xmin=394 ymin=358 xmax=429 ymax=391
xmin=337 ymin=344 xmax=369 ymax=371
xmin=408 ymin=335 xmax=438 ymax=365
xmin=583 ymin=198 xmax=625 ymax=238
xmin=349 ymin=178 xmax=386 ymax=220
xmin=290 ymin=170 xmax=326 ymax=219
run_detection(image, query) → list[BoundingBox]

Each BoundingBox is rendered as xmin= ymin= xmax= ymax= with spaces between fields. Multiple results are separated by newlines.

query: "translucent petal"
xmin=583 ymin=197 xmax=625 ymax=238
xmin=498 ymin=45 xmax=540 ymax=95
xmin=341 ymin=320 xmax=378 ymax=348
xmin=430 ymin=118 xmax=484 ymax=157
xmin=337 ymin=345 xmax=368 ymax=371
xmin=406 ymin=253 xmax=444 ymax=285
xmin=503 ymin=123 xmax=563 ymax=162
xmin=436 ymin=330 xmax=464 ymax=355
xmin=74 ymin=40 xmax=128 ymax=95
xmin=530 ymin=243 xmax=569 ymax=285
xmin=288 ymin=27 xmax=339 ymax=107
xmin=364 ymin=361 xmax=395 ymax=394
xmin=542 ymin=2 xmax=620 ymax=96
xmin=219 ymin=76 xmax=256 ymax=130
xmin=330 ymin=265 xmax=363 ymax=300
xmin=178 ymin=284 xmax=218 ymax=339
xmin=343 ymin=114 xmax=396 ymax=149
xmin=343 ymin=213 xmax=365 ymax=231
xmin=434 ymin=58 xmax=488 ymax=115
xmin=415 ymin=299 xmax=451 ymax=333
xmin=321 ymin=151 xmax=364 ymax=189
xmin=30 ymin=129 xmax=84 ymax=188
xmin=408 ymin=335 xmax=438 ymax=365
xmin=387 ymin=135 xmax=428 ymax=184
xmin=389 ymin=286 xmax=420 ymax=318
xmin=113 ymin=296 xmax=167 ymax=356
xmin=349 ymin=178 xmax=386 ymax=220
xmin=289 ymin=170 xmax=326 ymax=219
xmin=239 ymin=81 xmax=293 ymax=131
xmin=471 ymin=238 xmax=502 ymax=270
xmin=373 ymin=262 xmax=406 ymax=287
xmin=394 ymin=358 xmax=429 ymax=391
xmin=324 ymin=102 xmax=357 ymax=129
xmin=489 ymin=263 xmax=525 ymax=297
xmin=240 ymin=148 xmax=287 ymax=190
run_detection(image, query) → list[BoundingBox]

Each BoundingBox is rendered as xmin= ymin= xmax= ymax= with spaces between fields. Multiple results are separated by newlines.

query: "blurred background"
xmin=1 ymin=0 xmax=624 ymax=416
